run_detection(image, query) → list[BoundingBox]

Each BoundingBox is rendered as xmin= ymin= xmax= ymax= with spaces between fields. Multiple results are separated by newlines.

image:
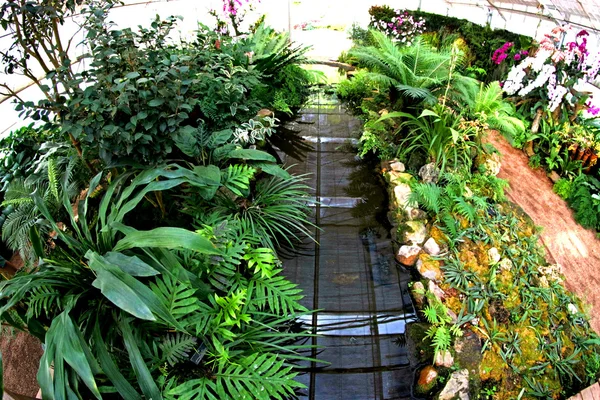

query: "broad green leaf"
xmin=419 ymin=109 xmax=440 ymax=118
xmin=60 ymin=314 xmax=102 ymax=399
xmin=104 ymin=252 xmax=160 ymax=277
xmin=254 ymin=163 xmax=291 ymax=179
xmin=119 ymin=317 xmax=162 ymax=400
xmin=377 ymin=111 xmax=413 ymax=122
xmin=191 ymin=165 xmax=221 ymax=186
xmin=228 ymin=148 xmax=276 ymax=162
xmin=86 ymin=251 xmax=181 ymax=328
xmin=125 ymin=72 xmax=140 ymax=79
xmin=148 ymin=98 xmax=165 ymax=107
xmin=29 ymin=224 xmax=45 ymax=259
xmin=92 ymin=323 xmax=142 ymax=400
xmin=92 ymin=269 xmax=155 ymax=321
xmin=113 ymin=227 xmax=219 ymax=255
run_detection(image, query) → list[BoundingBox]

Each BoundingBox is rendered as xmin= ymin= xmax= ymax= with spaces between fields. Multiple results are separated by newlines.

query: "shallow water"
xmin=277 ymin=92 xmax=417 ymax=400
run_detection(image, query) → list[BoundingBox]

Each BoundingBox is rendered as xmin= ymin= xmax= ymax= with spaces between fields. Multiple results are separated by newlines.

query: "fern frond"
xmin=26 ymin=285 xmax=62 ymax=319
xmin=47 ymin=157 xmax=60 ymax=203
xmin=160 ymin=333 xmax=198 ymax=367
xmin=150 ymin=274 xmax=201 ymax=322
xmin=221 ymin=164 xmax=256 ymax=197
xmin=167 ymin=352 xmax=302 ymax=400
xmin=250 ymin=269 xmax=307 ymax=315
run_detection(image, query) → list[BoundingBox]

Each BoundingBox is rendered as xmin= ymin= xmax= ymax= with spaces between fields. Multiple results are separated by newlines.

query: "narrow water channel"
xmin=276 ymin=91 xmax=418 ymax=400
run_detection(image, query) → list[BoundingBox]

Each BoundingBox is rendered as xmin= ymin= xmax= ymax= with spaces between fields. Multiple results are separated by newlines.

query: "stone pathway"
xmin=488 ymin=131 xmax=600 ymax=333
xmin=277 ymin=93 xmax=416 ymax=400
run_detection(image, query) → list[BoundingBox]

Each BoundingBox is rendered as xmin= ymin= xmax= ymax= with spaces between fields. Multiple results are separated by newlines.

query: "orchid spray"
xmin=503 ymin=25 xmax=600 ymax=115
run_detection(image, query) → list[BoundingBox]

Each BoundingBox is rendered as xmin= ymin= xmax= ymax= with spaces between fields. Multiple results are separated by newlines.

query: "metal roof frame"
xmin=443 ymin=0 xmax=600 ymax=31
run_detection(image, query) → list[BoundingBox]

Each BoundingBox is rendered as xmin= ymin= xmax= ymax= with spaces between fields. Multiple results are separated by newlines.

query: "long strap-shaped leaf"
xmin=113 ymin=227 xmax=219 ymax=254
xmin=92 ymin=322 xmax=142 ymax=400
xmin=118 ymin=316 xmax=163 ymax=400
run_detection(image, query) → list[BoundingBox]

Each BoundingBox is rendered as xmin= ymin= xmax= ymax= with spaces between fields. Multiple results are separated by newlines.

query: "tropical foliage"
xmin=0 ymin=1 xmax=320 ymax=398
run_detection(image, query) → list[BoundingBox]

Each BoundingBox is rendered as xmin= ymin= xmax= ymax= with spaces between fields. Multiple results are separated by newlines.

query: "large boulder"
xmin=487 ymin=247 xmax=501 ymax=264
xmin=396 ymin=245 xmax=422 ymax=266
xmin=411 ymin=281 xmax=426 ymax=308
xmin=427 ymin=280 xmax=445 ymax=301
xmin=419 ymin=163 xmax=440 ymax=183
xmin=483 ymin=153 xmax=501 ymax=176
xmin=438 ymin=369 xmax=470 ymax=400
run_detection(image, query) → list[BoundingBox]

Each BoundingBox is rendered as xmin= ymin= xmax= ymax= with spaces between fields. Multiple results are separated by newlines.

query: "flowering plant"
xmin=369 ymin=9 xmax=426 ymax=45
xmin=503 ymin=25 xmax=600 ymax=114
xmin=491 ymin=41 xmax=529 ymax=66
xmin=211 ymin=0 xmax=260 ymax=36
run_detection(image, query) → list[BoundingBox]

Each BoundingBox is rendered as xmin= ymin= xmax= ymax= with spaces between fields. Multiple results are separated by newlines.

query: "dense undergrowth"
xmin=0 ymin=0 xmax=321 ymax=398
xmin=337 ymin=6 xmax=600 ymax=398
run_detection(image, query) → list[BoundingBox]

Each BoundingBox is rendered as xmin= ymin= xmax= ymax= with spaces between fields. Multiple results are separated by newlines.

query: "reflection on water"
xmin=275 ymin=91 xmax=417 ymax=400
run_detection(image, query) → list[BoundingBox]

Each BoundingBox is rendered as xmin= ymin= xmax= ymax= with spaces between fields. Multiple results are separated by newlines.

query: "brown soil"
xmin=488 ymin=131 xmax=600 ymax=333
xmin=1 ymin=253 xmax=42 ymax=398
xmin=1 ymin=329 xmax=43 ymax=397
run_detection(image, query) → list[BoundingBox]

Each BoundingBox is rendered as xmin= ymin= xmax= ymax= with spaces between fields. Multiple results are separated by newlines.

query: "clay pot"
xmin=581 ymin=149 xmax=592 ymax=166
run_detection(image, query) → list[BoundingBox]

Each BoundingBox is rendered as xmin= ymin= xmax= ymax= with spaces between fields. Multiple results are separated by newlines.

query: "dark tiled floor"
xmin=278 ymin=93 xmax=416 ymax=400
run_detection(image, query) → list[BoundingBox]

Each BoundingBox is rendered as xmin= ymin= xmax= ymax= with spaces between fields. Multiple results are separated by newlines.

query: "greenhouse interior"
xmin=2 ymin=0 xmax=600 ymax=399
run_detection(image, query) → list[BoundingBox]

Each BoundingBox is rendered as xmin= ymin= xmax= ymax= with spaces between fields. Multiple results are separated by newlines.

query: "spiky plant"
xmin=349 ymin=30 xmax=479 ymax=108
xmin=459 ymin=81 xmax=526 ymax=140
xmin=194 ymin=170 xmax=316 ymax=251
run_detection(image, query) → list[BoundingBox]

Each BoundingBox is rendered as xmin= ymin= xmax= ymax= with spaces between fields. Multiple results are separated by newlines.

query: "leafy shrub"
xmin=408 ymin=10 xmax=534 ymax=83
xmin=380 ymin=105 xmax=480 ymax=172
xmin=336 ymin=71 xmax=373 ymax=112
xmin=0 ymin=165 xmax=312 ymax=399
xmin=63 ymin=12 xmax=266 ymax=165
xmin=0 ymin=125 xmax=59 ymax=192
xmin=553 ymin=178 xmax=573 ymax=200
xmin=568 ymin=174 xmax=600 ymax=230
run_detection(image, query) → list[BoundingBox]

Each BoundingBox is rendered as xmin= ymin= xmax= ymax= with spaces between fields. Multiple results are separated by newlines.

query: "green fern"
xmin=409 ymin=182 xmax=442 ymax=214
xmin=26 ymin=285 xmax=62 ymax=319
xmin=221 ymin=164 xmax=256 ymax=197
xmin=425 ymin=325 xmax=452 ymax=359
xmin=250 ymin=269 xmax=307 ymax=315
xmin=242 ymin=247 xmax=279 ymax=278
xmin=166 ymin=352 xmax=303 ymax=400
xmin=150 ymin=274 xmax=201 ymax=322
xmin=47 ymin=158 xmax=60 ymax=203
xmin=160 ymin=333 xmax=198 ymax=367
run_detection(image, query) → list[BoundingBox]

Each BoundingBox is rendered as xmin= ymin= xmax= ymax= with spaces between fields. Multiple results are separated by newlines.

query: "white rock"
xmin=439 ymin=369 xmax=470 ymax=400
xmin=390 ymin=160 xmax=405 ymax=172
xmin=499 ymin=258 xmax=513 ymax=271
xmin=393 ymin=183 xmax=412 ymax=209
xmin=434 ymin=350 xmax=455 ymax=368
xmin=487 ymin=247 xmax=501 ymax=264
xmin=403 ymin=221 xmax=427 ymax=245
xmin=423 ymin=237 xmax=441 ymax=256
xmin=568 ymin=303 xmax=578 ymax=315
